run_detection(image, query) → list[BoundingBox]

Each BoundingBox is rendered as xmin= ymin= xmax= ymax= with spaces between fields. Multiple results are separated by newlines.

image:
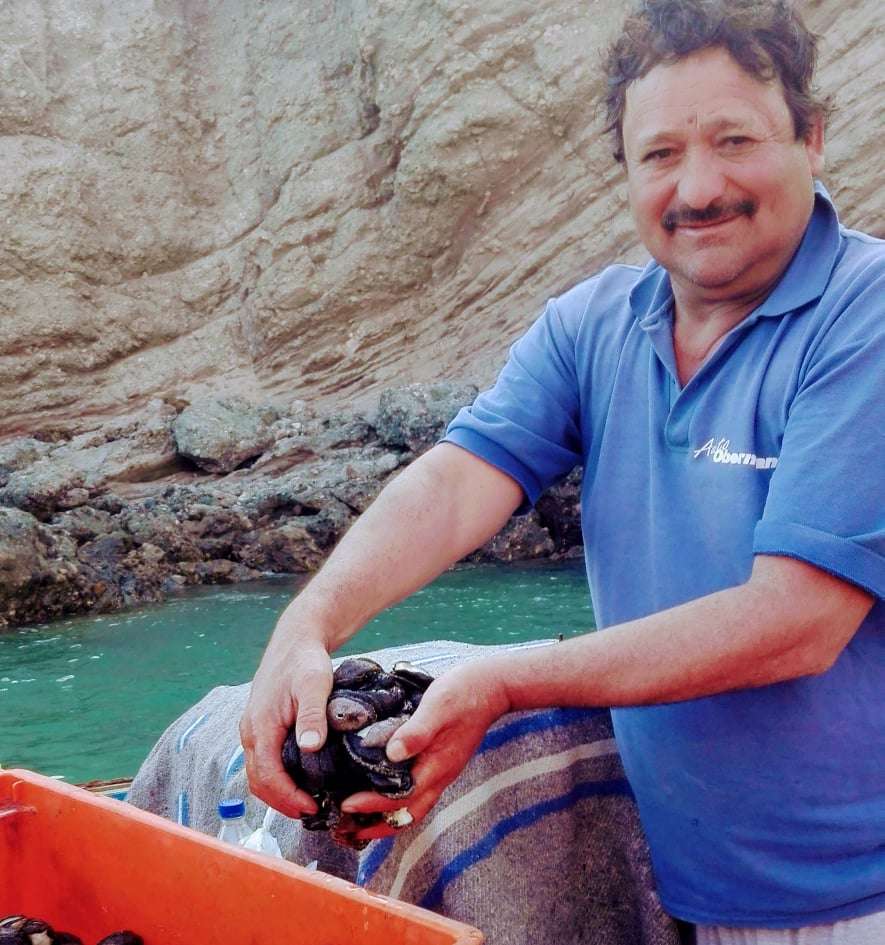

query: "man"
xmin=241 ymin=1 xmax=884 ymax=940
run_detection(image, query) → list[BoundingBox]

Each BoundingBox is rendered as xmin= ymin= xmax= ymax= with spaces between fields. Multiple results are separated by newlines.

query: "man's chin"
xmin=670 ymin=260 xmax=750 ymax=293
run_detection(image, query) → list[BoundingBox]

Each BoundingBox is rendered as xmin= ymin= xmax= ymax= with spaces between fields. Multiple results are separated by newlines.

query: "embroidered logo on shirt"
xmin=693 ymin=438 xmax=778 ymax=470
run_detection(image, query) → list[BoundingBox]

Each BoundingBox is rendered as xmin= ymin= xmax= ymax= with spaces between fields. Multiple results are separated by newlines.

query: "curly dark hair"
xmin=603 ymin=0 xmax=833 ymax=162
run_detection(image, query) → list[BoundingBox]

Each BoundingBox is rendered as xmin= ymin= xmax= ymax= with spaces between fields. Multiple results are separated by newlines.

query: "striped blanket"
xmin=127 ymin=640 xmax=680 ymax=945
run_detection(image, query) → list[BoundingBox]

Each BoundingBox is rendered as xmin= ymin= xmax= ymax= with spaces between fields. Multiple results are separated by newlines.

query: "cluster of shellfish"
xmin=0 ymin=917 xmax=141 ymax=945
xmin=281 ymin=657 xmax=433 ymax=848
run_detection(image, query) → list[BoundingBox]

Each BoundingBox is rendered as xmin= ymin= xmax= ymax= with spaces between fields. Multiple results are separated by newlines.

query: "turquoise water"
xmin=0 ymin=560 xmax=594 ymax=783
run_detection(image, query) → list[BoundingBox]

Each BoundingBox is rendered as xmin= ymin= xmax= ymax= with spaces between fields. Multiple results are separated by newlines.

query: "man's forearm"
xmin=487 ymin=556 xmax=873 ymax=712
xmin=271 ymin=443 xmax=524 ymax=652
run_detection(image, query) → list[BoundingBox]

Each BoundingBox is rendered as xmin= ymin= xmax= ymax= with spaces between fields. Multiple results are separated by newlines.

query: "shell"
xmin=391 ymin=661 xmax=434 ymax=692
xmin=327 ymin=694 xmax=377 ymax=732
xmin=20 ymin=922 xmax=53 ymax=945
xmin=356 ymin=714 xmax=409 ymax=749
xmin=282 ymin=659 xmax=433 ymax=846
xmin=332 ymin=657 xmax=384 ymax=689
xmin=0 ymin=928 xmax=28 ymax=945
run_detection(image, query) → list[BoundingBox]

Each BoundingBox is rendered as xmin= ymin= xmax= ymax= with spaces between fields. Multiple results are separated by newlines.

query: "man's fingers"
xmin=241 ymin=709 xmax=318 ymax=818
xmin=348 ymin=788 xmax=443 ymax=843
xmin=244 ymin=727 xmax=319 ymax=818
xmin=340 ymin=789 xmax=411 ymax=814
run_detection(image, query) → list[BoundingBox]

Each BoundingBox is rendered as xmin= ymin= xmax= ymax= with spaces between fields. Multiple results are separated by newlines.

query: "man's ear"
xmin=804 ymin=113 xmax=825 ymax=176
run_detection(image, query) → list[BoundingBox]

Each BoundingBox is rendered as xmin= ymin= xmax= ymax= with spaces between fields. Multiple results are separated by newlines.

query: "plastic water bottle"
xmin=242 ymin=805 xmax=284 ymax=858
xmin=216 ymin=798 xmax=251 ymax=846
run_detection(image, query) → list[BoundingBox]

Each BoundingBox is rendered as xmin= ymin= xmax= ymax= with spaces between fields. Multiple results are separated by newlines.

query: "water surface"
xmin=0 ymin=560 xmax=594 ymax=782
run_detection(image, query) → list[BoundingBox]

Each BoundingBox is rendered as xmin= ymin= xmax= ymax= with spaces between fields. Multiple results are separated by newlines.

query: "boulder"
xmin=375 ymin=382 xmax=478 ymax=453
xmin=172 ymin=397 xmax=278 ymax=473
xmin=0 ymin=460 xmax=87 ymax=519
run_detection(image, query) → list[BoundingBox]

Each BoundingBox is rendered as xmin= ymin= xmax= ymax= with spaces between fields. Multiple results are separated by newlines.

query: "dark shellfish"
xmin=282 ymin=657 xmax=434 ymax=847
xmin=0 ymin=917 xmax=130 ymax=945
xmin=0 ymin=918 xmax=55 ymax=945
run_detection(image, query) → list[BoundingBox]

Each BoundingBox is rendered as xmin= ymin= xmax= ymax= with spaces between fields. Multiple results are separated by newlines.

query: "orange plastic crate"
xmin=0 ymin=769 xmax=483 ymax=945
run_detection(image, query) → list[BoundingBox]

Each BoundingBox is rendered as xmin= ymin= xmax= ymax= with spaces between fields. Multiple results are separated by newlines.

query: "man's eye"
xmin=722 ymin=136 xmax=751 ymax=147
xmin=643 ymin=148 xmax=673 ymax=162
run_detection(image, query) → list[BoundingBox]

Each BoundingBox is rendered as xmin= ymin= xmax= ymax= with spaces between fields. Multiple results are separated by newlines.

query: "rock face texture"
xmin=1 ymin=0 xmax=881 ymax=437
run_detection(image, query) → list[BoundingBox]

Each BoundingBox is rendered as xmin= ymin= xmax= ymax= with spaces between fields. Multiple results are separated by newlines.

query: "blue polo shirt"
xmin=444 ymin=184 xmax=885 ymax=927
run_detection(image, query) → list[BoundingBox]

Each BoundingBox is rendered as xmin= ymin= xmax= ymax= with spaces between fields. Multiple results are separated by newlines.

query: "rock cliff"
xmin=1 ymin=0 xmax=881 ymax=437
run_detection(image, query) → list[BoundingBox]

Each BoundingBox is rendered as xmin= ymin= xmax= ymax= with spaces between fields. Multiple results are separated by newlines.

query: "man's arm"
xmin=239 ymin=442 xmax=524 ymax=816
xmin=343 ymin=554 xmax=873 ymax=839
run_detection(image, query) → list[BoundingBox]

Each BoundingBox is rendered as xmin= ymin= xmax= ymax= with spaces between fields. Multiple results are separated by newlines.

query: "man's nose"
xmin=675 ymin=149 xmax=728 ymax=209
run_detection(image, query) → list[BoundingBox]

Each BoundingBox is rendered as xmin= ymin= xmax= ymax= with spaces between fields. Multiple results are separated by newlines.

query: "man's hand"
xmin=239 ymin=631 xmax=334 ymax=818
xmin=339 ymin=661 xmax=511 ymax=842
xmin=239 ymin=445 xmax=523 ymax=820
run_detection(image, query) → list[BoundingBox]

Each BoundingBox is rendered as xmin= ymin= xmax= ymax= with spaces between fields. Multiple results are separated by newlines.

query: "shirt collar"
xmin=629 ymin=180 xmax=842 ymax=326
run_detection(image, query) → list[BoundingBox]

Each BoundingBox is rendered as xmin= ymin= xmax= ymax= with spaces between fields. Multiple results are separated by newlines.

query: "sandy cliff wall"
xmin=1 ymin=0 xmax=882 ymax=436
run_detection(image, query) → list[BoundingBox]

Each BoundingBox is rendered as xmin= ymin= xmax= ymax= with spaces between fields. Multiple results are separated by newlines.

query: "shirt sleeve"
xmin=443 ymin=296 xmax=584 ymax=510
xmin=753 ymin=270 xmax=885 ymax=599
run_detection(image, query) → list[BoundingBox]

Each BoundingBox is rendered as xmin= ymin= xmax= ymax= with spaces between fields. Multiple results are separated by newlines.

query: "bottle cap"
xmin=218 ymin=798 xmax=246 ymax=819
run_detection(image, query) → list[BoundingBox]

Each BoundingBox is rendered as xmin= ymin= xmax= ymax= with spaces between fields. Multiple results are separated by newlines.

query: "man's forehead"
xmin=630 ymin=105 xmax=771 ymax=146
xmin=622 ymin=48 xmax=791 ymax=143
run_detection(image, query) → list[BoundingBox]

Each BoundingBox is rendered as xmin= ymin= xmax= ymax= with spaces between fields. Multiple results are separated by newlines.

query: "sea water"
xmin=0 ymin=560 xmax=594 ymax=783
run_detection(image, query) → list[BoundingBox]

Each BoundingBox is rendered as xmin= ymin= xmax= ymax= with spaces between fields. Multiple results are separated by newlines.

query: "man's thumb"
xmin=386 ymin=715 xmax=433 ymax=763
xmin=295 ymin=698 xmax=329 ymax=752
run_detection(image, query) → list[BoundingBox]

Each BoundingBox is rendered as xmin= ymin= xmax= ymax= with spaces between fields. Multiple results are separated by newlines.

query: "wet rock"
xmin=121 ymin=509 xmax=204 ymax=563
xmin=118 ymin=543 xmax=169 ymax=606
xmin=181 ymin=506 xmax=254 ymax=559
xmin=0 ymin=394 xmax=584 ymax=628
xmin=236 ymin=520 xmax=334 ymax=573
xmin=177 ymin=559 xmax=262 ymax=584
xmin=375 ymin=382 xmax=478 ymax=453
xmin=172 ymin=397 xmax=278 ymax=473
xmin=0 ymin=508 xmax=85 ymax=628
xmin=77 ymin=533 xmax=134 ymax=576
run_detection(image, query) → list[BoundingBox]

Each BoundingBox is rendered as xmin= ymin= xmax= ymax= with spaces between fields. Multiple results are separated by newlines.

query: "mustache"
xmin=662 ymin=199 xmax=757 ymax=232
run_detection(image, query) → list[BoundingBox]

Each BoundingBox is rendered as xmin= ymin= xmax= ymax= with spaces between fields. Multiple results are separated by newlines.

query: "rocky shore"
xmin=0 ymin=384 xmax=582 ymax=630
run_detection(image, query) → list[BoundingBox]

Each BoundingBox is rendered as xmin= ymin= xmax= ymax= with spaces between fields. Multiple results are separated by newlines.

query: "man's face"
xmin=622 ymin=46 xmax=824 ymax=304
